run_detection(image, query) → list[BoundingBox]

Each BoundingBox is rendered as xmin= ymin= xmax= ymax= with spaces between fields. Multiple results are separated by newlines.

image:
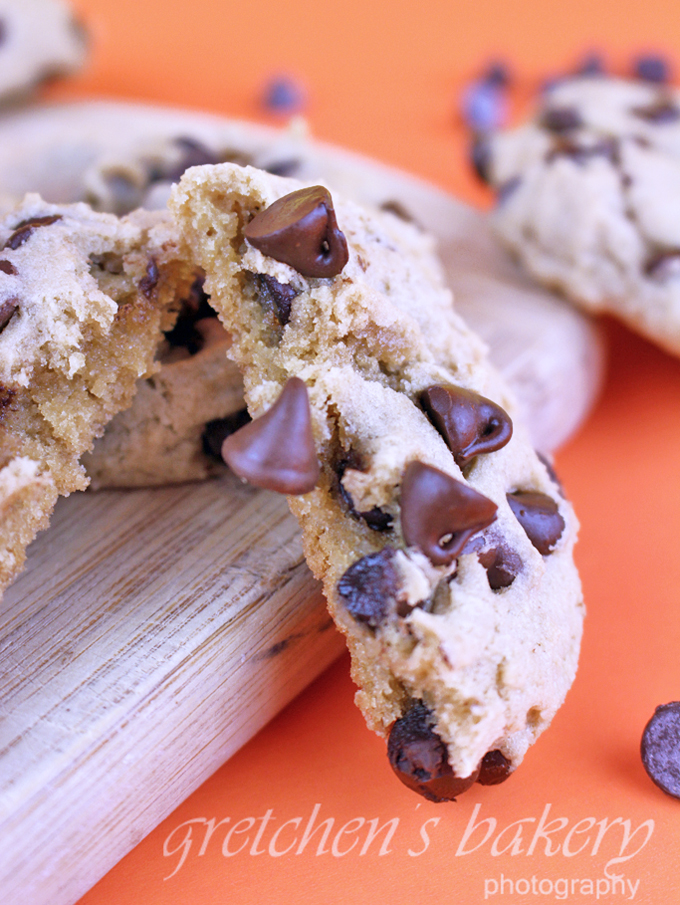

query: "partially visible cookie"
xmin=484 ymin=75 xmax=680 ymax=356
xmin=171 ymin=164 xmax=584 ymax=797
xmin=0 ymin=195 xmax=194 ymax=596
xmin=0 ymin=1 xmax=87 ymax=104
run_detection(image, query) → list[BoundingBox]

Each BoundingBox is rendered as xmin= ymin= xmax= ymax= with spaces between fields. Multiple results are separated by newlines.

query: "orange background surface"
xmin=45 ymin=0 xmax=680 ymax=901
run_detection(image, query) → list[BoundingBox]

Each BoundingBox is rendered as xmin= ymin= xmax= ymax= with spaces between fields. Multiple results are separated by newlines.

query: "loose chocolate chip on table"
xmin=0 ymin=298 xmax=18 ymax=333
xmin=202 ymin=409 xmax=251 ymax=461
xmin=401 ymin=461 xmax=497 ymax=566
xmin=139 ymin=258 xmax=159 ymax=297
xmin=221 ymin=376 xmax=320 ymax=494
xmin=337 ymin=547 xmax=398 ymax=628
xmin=4 ymin=215 xmax=62 ymax=250
xmin=421 ymin=385 xmax=512 ymax=468
xmin=243 ymin=186 xmax=349 ymax=278
xmin=477 ymin=749 xmax=513 ymax=785
xmin=388 ymin=702 xmax=480 ymax=802
xmin=254 ymin=273 xmax=298 ymax=325
xmin=507 ymin=490 xmax=565 ymax=555
xmin=0 ymin=260 xmax=16 ymax=275
xmin=631 ymin=100 xmax=680 ymax=123
xmin=641 ymin=702 xmax=680 ymax=798
xmin=540 ymin=106 xmax=584 ymax=133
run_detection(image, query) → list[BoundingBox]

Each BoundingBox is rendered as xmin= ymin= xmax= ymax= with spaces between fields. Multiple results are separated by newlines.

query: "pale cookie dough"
xmin=485 ymin=75 xmax=680 ymax=357
xmin=171 ymin=163 xmax=584 ymax=799
xmin=0 ymin=195 xmax=194 ymax=596
xmin=0 ymin=0 xmax=87 ymax=104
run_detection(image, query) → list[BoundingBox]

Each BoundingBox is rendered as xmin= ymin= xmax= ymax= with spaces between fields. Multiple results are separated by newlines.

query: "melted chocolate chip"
xmin=645 ymin=250 xmax=680 ymax=280
xmin=478 ymin=545 xmax=520 ymax=590
xmin=477 ymin=749 xmax=513 ymax=786
xmin=221 ymin=376 xmax=320 ymax=494
xmin=255 ymin=273 xmax=298 ymax=325
xmin=507 ymin=490 xmax=565 ymax=555
xmin=631 ymin=99 xmax=680 ymax=123
xmin=337 ymin=547 xmax=398 ymax=628
xmin=387 ymin=702 xmax=480 ymax=802
xmin=202 ymin=409 xmax=251 ymax=461
xmin=4 ymin=215 xmax=62 ymax=250
xmin=0 ymin=260 xmax=16 ymax=275
xmin=540 ymin=106 xmax=583 ymax=133
xmin=244 ymin=186 xmax=349 ymax=278
xmin=139 ymin=258 xmax=159 ymax=297
xmin=421 ymin=385 xmax=513 ymax=468
xmin=0 ymin=298 xmax=18 ymax=334
xmin=546 ymin=138 xmax=618 ymax=166
xmin=401 ymin=462 xmax=497 ymax=566
xmin=336 ymin=451 xmax=393 ymax=533
xmin=641 ymin=702 xmax=680 ymax=798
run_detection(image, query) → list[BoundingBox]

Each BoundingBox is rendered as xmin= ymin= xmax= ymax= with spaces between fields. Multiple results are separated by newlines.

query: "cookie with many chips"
xmin=171 ymin=163 xmax=584 ymax=799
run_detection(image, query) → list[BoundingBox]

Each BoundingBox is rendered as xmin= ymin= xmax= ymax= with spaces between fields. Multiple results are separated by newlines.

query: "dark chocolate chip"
xmin=507 ymin=490 xmax=565 ymax=555
xmin=255 ymin=273 xmax=298 ymax=325
xmin=631 ymin=99 xmax=680 ymax=123
xmin=401 ymin=461 xmax=497 ymax=566
xmin=337 ymin=547 xmax=398 ymax=628
xmin=202 ymin=409 xmax=251 ymax=461
xmin=0 ymin=260 xmax=16 ymax=275
xmin=4 ymin=215 xmax=62 ymax=250
xmin=540 ymin=106 xmax=583 ymax=133
xmin=139 ymin=258 xmax=159 ymax=297
xmin=166 ymin=137 xmax=220 ymax=181
xmin=243 ymin=186 xmax=349 ymax=278
xmin=221 ymin=376 xmax=320 ymax=494
xmin=477 ymin=749 xmax=513 ymax=785
xmin=537 ymin=451 xmax=565 ymax=495
xmin=641 ymin=702 xmax=680 ymax=798
xmin=478 ymin=545 xmax=520 ymax=590
xmin=387 ymin=702 xmax=480 ymax=802
xmin=0 ymin=298 xmax=18 ymax=334
xmin=421 ymin=385 xmax=513 ymax=468
xmin=645 ymin=250 xmax=680 ymax=280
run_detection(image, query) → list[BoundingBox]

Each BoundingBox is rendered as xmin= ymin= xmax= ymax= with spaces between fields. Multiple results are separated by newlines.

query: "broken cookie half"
xmin=171 ymin=163 xmax=584 ymax=800
xmin=0 ymin=194 xmax=195 ymax=597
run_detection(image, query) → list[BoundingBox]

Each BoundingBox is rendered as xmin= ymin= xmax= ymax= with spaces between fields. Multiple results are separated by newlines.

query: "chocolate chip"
xmin=139 ymin=258 xmax=159 ymax=297
xmin=478 ymin=545 xmax=520 ymax=589
xmin=470 ymin=134 xmax=493 ymax=184
xmin=244 ymin=186 xmax=349 ymax=278
xmin=262 ymin=159 xmax=301 ymax=178
xmin=0 ymin=384 xmax=16 ymax=414
xmin=202 ymin=409 xmax=251 ymax=460
xmin=631 ymin=99 xmax=680 ymax=123
xmin=537 ymin=451 xmax=565 ymax=495
xmin=641 ymin=702 xmax=680 ymax=798
xmin=477 ymin=749 xmax=512 ymax=785
xmin=336 ymin=450 xmax=393 ymax=533
xmin=254 ymin=273 xmax=298 ymax=325
xmin=540 ymin=106 xmax=583 ymax=133
xmin=507 ymin=490 xmax=565 ymax=555
xmin=379 ymin=199 xmax=416 ymax=222
xmin=497 ymin=175 xmax=521 ymax=203
xmin=634 ymin=55 xmax=671 ymax=84
xmin=421 ymin=385 xmax=513 ymax=468
xmin=4 ymin=215 xmax=62 ymax=250
xmin=337 ymin=547 xmax=398 ymax=628
xmin=387 ymin=702 xmax=480 ymax=802
xmin=0 ymin=298 xmax=17 ymax=334
xmin=0 ymin=260 xmax=16 ymax=275
xmin=645 ymin=250 xmax=680 ymax=279
xmin=221 ymin=376 xmax=320 ymax=494
xmin=546 ymin=138 xmax=618 ymax=165
xmin=401 ymin=461 xmax=497 ymax=566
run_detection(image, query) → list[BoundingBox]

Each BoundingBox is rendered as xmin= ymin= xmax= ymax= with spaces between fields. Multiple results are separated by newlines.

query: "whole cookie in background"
xmin=0 ymin=0 xmax=87 ymax=103
xmin=0 ymin=195 xmax=195 ymax=598
xmin=483 ymin=75 xmax=680 ymax=358
xmin=171 ymin=163 xmax=584 ymax=799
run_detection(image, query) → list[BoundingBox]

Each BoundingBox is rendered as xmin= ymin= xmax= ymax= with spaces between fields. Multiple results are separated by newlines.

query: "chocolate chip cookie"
xmin=484 ymin=75 xmax=680 ymax=356
xmin=0 ymin=0 xmax=87 ymax=104
xmin=171 ymin=163 xmax=584 ymax=799
xmin=0 ymin=195 xmax=194 ymax=596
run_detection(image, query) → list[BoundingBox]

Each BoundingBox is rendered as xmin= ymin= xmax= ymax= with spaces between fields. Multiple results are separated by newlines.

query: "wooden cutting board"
xmin=0 ymin=104 xmax=605 ymax=905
